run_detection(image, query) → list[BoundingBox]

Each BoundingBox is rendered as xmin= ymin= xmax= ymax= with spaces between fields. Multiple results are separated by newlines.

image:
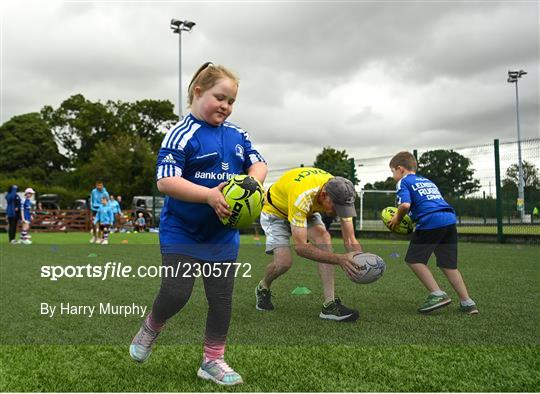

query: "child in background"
xmin=94 ymin=196 xmax=114 ymax=245
xmin=388 ymin=151 xmax=478 ymax=315
xmin=20 ymin=188 xmax=35 ymax=245
xmin=135 ymin=213 xmax=146 ymax=232
xmin=90 ymin=181 xmax=109 ymax=243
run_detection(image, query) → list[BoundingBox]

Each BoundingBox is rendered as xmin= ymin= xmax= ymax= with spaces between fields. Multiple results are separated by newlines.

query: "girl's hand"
xmin=207 ymin=182 xmax=231 ymax=219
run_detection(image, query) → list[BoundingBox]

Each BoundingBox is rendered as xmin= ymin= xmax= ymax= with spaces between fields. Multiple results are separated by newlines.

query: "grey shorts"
xmin=260 ymin=211 xmax=324 ymax=254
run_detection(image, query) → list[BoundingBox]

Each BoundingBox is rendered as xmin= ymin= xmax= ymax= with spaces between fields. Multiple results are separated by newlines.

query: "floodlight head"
xmin=518 ymin=70 xmax=527 ymax=77
xmin=508 ymin=70 xmax=519 ymax=78
xmin=183 ymin=20 xmax=196 ymax=29
xmin=508 ymin=77 xmax=517 ymax=83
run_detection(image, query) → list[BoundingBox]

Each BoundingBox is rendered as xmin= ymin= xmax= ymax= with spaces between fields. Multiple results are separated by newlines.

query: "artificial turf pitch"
xmin=0 ymin=233 xmax=538 ymax=392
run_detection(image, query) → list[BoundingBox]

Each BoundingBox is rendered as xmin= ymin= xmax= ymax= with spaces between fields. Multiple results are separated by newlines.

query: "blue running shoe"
xmin=197 ymin=357 xmax=243 ymax=386
xmin=129 ymin=321 xmax=160 ymax=363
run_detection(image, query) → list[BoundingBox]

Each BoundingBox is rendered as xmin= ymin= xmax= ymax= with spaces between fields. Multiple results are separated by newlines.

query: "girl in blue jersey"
xmin=388 ymin=151 xmax=478 ymax=315
xmin=20 ymin=187 xmax=34 ymax=245
xmin=130 ymin=62 xmax=267 ymax=385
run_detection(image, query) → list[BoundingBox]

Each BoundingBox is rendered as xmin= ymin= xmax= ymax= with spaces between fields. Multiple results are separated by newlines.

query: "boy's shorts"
xmin=260 ymin=211 xmax=325 ymax=255
xmin=405 ymin=224 xmax=457 ymax=269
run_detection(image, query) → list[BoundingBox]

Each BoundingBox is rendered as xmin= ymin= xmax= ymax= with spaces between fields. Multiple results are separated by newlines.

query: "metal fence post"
xmin=494 ymin=139 xmax=504 ymax=243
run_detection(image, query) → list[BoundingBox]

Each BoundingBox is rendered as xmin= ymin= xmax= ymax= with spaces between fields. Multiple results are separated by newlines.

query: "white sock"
xmin=431 ymin=290 xmax=446 ymax=297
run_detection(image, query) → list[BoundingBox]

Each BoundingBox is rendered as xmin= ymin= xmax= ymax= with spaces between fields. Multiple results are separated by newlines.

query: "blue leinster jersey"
xmin=156 ymin=114 xmax=265 ymax=261
xmin=396 ymin=174 xmax=456 ymax=230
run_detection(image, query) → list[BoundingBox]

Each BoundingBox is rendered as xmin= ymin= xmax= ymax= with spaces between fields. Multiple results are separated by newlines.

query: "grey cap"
xmin=325 ymin=177 xmax=357 ymax=218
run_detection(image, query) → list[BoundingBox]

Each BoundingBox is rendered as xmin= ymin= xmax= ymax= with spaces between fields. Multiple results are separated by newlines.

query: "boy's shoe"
xmin=21 ymin=239 xmax=32 ymax=245
xmin=90 ymin=236 xmax=96 ymax=244
xmin=129 ymin=322 xmax=160 ymax=363
xmin=197 ymin=357 xmax=243 ymax=386
xmin=459 ymin=303 xmax=479 ymax=315
xmin=418 ymin=293 xmax=452 ymax=314
xmin=101 ymin=239 xmax=109 ymax=245
xmin=10 ymin=239 xmax=20 ymax=245
xmin=319 ymin=298 xmax=359 ymax=322
xmin=255 ymin=285 xmax=274 ymax=311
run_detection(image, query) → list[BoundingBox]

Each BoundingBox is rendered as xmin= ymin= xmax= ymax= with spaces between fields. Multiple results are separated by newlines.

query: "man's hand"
xmin=337 ymin=251 xmax=363 ymax=278
xmin=207 ymin=182 xmax=231 ymax=219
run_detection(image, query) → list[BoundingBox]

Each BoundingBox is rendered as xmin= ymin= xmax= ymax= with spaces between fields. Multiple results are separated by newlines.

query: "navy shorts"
xmin=405 ymin=224 xmax=457 ymax=269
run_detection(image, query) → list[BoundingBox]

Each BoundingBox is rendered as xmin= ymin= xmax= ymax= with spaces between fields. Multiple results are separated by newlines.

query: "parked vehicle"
xmin=71 ymin=199 xmax=88 ymax=210
xmin=131 ymin=196 xmax=164 ymax=227
xmin=38 ymin=194 xmax=60 ymax=210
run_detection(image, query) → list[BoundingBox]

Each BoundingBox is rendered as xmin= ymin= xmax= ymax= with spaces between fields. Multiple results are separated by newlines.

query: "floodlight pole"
xmin=507 ymin=70 xmax=527 ymax=221
xmin=170 ymin=19 xmax=196 ymax=118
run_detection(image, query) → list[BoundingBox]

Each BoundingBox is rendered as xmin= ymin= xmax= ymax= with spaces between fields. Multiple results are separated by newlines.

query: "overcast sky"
xmin=1 ymin=0 xmax=538 ymax=183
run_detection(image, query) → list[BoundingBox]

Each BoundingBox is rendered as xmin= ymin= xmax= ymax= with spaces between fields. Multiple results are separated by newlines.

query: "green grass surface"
xmin=1 ymin=233 xmax=538 ymax=391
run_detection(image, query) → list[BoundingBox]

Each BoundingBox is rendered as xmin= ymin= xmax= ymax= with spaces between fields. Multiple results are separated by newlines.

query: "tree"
xmin=417 ymin=150 xmax=480 ymax=197
xmin=502 ymin=161 xmax=540 ymax=190
xmin=77 ymin=134 xmax=156 ymax=200
xmin=0 ymin=113 xmax=67 ymax=183
xmin=41 ymin=94 xmax=178 ymax=167
xmin=313 ymin=147 xmax=358 ymax=184
xmin=41 ymin=94 xmax=115 ymax=167
xmin=364 ymin=176 xmax=396 ymax=190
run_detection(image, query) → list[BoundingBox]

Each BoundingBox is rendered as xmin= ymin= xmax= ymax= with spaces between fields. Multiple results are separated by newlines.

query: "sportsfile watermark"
xmin=40 ymin=261 xmax=252 ymax=281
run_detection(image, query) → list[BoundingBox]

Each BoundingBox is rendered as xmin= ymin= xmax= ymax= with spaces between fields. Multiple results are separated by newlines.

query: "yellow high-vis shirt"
xmin=263 ymin=167 xmax=333 ymax=227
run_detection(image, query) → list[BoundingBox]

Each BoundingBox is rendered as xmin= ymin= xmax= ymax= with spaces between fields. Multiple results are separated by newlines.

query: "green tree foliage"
xmin=41 ymin=94 xmax=177 ymax=167
xmin=364 ymin=176 xmax=396 ymax=190
xmin=417 ymin=150 xmax=480 ymax=197
xmin=77 ymin=134 xmax=156 ymax=199
xmin=501 ymin=161 xmax=540 ymax=211
xmin=0 ymin=113 xmax=67 ymax=183
xmin=313 ymin=147 xmax=358 ymax=184
xmin=502 ymin=161 xmax=540 ymax=189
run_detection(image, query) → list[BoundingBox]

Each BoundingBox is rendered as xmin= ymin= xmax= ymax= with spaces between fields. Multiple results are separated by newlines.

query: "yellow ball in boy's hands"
xmin=381 ymin=206 xmax=414 ymax=235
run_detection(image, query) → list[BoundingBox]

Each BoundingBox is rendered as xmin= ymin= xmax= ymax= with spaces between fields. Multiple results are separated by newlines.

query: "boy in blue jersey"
xmin=20 ymin=187 xmax=35 ymax=245
xmin=94 ymin=197 xmax=113 ymax=245
xmin=388 ymin=151 xmax=478 ymax=315
xmin=129 ymin=62 xmax=267 ymax=386
xmin=90 ymin=181 xmax=109 ymax=243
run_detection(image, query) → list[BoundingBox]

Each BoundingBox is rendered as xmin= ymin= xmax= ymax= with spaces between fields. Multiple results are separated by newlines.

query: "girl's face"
xmin=192 ymin=78 xmax=238 ymax=126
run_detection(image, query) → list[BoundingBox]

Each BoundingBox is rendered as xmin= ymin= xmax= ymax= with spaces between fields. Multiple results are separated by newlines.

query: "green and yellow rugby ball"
xmin=381 ymin=206 xmax=414 ymax=235
xmin=220 ymin=175 xmax=265 ymax=229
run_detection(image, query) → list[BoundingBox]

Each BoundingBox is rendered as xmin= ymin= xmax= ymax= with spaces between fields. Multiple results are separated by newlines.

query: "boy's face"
xmin=390 ymin=166 xmax=406 ymax=182
xmin=101 ymin=198 xmax=107 ymax=205
xmin=96 ymin=183 xmax=103 ymax=191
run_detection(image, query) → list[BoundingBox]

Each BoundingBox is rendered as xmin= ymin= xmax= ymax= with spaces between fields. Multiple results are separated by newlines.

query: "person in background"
xmin=135 ymin=212 xmax=146 ymax=233
xmin=90 ymin=181 xmax=109 ymax=243
xmin=5 ymin=185 xmax=21 ymax=244
xmin=93 ymin=196 xmax=114 ymax=245
xmin=20 ymin=188 xmax=35 ymax=245
xmin=109 ymin=194 xmax=122 ymax=232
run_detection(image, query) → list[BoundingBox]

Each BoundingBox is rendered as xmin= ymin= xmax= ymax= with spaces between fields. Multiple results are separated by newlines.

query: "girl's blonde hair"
xmin=187 ymin=62 xmax=239 ymax=106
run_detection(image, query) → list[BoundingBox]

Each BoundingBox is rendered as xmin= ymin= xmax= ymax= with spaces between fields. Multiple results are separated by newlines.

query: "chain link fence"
xmin=355 ymin=138 xmax=540 ymax=241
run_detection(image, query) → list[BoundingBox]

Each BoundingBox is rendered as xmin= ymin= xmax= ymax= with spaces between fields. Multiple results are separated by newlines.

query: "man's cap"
xmin=325 ymin=177 xmax=357 ymax=218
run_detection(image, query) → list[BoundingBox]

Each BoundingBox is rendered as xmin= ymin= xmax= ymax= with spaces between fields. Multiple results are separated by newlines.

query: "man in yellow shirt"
xmin=255 ymin=167 xmax=363 ymax=322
